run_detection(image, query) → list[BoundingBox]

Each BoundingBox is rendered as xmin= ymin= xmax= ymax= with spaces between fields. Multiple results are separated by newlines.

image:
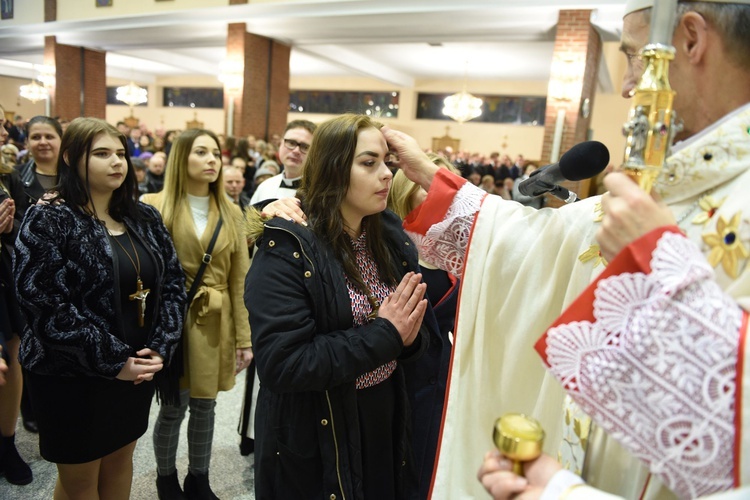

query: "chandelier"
xmin=443 ymin=62 xmax=483 ymax=123
xmin=116 ymin=81 xmax=148 ymax=108
xmin=19 ymin=80 xmax=49 ymax=104
xmin=442 ymin=89 xmax=483 ymax=123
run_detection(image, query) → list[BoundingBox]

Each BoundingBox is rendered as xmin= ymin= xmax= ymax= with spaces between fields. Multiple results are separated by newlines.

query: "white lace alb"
xmin=546 ymin=232 xmax=739 ymax=499
xmin=405 ymin=181 xmax=485 ymax=278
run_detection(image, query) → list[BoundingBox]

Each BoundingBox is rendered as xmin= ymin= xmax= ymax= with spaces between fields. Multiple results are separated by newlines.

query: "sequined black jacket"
xmin=14 ymin=202 xmax=186 ymax=378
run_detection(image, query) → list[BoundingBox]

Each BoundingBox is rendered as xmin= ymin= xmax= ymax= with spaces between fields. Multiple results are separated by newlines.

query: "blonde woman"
xmin=142 ymin=128 xmax=252 ymax=500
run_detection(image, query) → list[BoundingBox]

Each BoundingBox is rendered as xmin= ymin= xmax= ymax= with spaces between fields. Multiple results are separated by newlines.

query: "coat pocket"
xmin=275 ymin=439 xmax=324 ymax=498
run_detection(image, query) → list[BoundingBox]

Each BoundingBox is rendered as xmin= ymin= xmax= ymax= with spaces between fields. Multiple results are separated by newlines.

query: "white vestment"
xmin=404 ymin=104 xmax=750 ymax=499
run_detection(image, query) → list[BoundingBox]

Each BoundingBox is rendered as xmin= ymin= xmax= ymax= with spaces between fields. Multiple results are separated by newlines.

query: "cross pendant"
xmin=129 ymin=278 xmax=151 ymax=327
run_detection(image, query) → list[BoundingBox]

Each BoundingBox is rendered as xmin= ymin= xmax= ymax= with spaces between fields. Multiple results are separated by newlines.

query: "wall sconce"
xmin=219 ymin=60 xmax=244 ymax=136
xmin=548 ymin=55 xmax=583 ymax=102
xmin=547 ymin=54 xmax=583 ymax=162
xmin=35 ymin=64 xmax=56 ymax=89
xmin=219 ymin=60 xmax=243 ymax=96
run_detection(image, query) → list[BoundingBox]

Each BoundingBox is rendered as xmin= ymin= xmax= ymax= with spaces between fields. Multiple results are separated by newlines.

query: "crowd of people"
xmin=0 ymin=1 xmax=749 ymax=499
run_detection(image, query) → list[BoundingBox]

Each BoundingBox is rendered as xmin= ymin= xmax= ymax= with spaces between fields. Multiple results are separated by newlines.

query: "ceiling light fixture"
xmin=443 ymin=63 xmax=483 ymax=124
xmin=116 ymin=81 xmax=148 ymax=108
xmin=19 ymin=80 xmax=48 ymax=104
xmin=443 ymin=90 xmax=483 ymax=123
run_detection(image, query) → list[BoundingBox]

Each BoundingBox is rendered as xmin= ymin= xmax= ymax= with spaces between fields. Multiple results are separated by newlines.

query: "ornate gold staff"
xmin=621 ymin=0 xmax=680 ymax=192
xmin=493 ymin=413 xmax=545 ymax=476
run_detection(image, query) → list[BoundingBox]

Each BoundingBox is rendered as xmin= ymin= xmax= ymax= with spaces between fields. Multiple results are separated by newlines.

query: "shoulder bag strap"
xmin=185 ymin=218 xmax=223 ymax=305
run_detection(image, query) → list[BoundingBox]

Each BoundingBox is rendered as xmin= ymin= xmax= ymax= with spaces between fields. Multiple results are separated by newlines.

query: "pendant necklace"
xmin=110 ymin=228 xmax=151 ymax=327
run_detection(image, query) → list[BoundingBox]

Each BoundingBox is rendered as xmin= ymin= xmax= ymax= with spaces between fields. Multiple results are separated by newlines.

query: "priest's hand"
xmin=598 ymin=172 xmax=675 ymax=261
xmin=378 ymin=272 xmax=427 ymax=347
xmin=117 ymin=348 xmax=164 ymax=385
xmin=382 ymin=127 xmax=439 ymax=191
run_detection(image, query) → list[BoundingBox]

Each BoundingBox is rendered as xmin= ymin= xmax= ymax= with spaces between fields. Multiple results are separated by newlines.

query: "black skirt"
xmin=27 ymin=370 xmax=154 ymax=464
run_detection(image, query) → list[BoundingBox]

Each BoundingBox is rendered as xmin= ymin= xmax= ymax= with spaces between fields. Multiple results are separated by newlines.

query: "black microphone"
xmin=517 ymin=141 xmax=610 ymax=203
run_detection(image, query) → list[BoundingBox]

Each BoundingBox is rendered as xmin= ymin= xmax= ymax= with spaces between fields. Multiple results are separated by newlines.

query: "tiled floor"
xmin=0 ymin=370 xmax=255 ymax=499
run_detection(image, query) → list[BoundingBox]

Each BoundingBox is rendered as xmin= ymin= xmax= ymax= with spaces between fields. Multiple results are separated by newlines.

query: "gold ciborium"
xmin=493 ymin=413 xmax=545 ymax=476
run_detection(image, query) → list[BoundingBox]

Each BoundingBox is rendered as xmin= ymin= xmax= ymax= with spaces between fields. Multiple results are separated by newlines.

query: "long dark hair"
xmin=56 ymin=117 xmax=140 ymax=221
xmin=297 ymin=113 xmax=399 ymax=294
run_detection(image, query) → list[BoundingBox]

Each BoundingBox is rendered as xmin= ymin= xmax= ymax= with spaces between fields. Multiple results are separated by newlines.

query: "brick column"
xmin=541 ymin=10 xmax=602 ymax=206
xmin=44 ymin=36 xmax=106 ymax=121
xmin=226 ymin=23 xmax=290 ymax=141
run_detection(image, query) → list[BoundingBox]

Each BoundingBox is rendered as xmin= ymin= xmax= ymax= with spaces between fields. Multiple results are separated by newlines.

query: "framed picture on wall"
xmin=96 ymin=0 xmax=113 ymax=7
xmin=1 ymin=0 xmax=14 ymax=20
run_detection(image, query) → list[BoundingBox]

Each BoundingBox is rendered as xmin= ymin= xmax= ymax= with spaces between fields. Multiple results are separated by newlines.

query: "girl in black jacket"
xmin=14 ymin=118 xmax=186 ymax=499
xmin=246 ymin=114 xmax=430 ymax=500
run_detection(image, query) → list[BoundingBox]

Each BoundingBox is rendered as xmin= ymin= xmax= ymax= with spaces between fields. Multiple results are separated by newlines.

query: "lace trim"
xmin=406 ymin=182 xmax=484 ymax=277
xmin=546 ymin=232 xmax=739 ymax=498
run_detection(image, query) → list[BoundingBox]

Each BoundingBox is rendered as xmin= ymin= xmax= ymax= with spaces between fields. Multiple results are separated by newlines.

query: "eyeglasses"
xmin=283 ymin=138 xmax=311 ymax=154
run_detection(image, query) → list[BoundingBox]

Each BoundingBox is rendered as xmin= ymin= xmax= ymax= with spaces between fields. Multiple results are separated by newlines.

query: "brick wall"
xmin=83 ymin=49 xmax=106 ymax=119
xmin=268 ymin=41 xmax=290 ymax=139
xmin=541 ymin=10 xmax=602 ymax=206
xmin=45 ymin=37 xmax=106 ymax=121
xmin=226 ymin=24 xmax=290 ymax=141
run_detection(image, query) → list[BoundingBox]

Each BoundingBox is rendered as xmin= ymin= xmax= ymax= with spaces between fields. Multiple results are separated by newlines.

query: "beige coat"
xmin=142 ymin=192 xmax=251 ymax=399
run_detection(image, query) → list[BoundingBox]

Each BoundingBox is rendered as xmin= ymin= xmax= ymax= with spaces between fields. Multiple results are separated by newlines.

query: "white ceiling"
xmin=0 ymin=0 xmax=628 ymax=89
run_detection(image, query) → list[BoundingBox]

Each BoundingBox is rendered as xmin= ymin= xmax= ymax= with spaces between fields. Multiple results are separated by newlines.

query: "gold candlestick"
xmin=493 ymin=413 xmax=545 ymax=476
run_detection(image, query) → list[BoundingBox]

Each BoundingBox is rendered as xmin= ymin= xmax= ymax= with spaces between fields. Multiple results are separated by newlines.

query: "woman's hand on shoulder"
xmin=116 ymin=347 xmax=164 ymax=385
xmin=377 ymin=272 xmax=427 ymax=347
xmin=261 ymin=198 xmax=307 ymax=226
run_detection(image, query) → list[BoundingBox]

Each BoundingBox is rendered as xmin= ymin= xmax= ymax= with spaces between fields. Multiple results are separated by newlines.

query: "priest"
xmin=383 ymin=0 xmax=750 ymax=498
